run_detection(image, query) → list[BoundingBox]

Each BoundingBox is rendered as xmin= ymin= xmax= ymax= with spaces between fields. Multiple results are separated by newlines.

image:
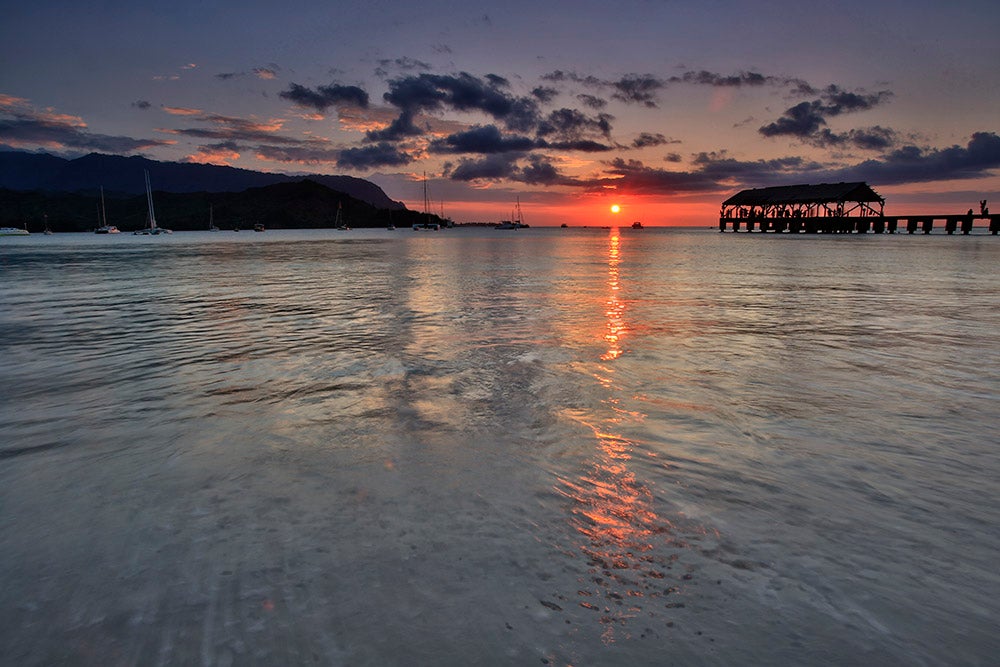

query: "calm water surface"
xmin=1 ymin=228 xmax=998 ymax=665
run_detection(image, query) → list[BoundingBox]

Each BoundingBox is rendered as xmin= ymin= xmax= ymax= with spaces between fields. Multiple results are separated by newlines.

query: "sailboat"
xmin=495 ymin=197 xmax=527 ymax=230
xmin=208 ymin=204 xmax=219 ymax=231
xmin=334 ymin=201 xmax=350 ymax=230
xmin=412 ymin=173 xmax=439 ymax=230
xmin=94 ymin=187 xmax=120 ymax=234
xmin=134 ymin=170 xmax=171 ymax=234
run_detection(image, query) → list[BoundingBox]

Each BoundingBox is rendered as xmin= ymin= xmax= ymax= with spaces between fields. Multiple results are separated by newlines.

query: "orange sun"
xmin=610 ymin=204 xmax=621 ymax=214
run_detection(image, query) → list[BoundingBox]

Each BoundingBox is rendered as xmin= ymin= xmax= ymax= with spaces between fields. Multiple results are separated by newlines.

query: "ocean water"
xmin=1 ymin=227 xmax=998 ymax=666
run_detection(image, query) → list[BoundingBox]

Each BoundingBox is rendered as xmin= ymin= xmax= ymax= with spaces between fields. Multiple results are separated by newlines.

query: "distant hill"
xmin=0 ymin=151 xmax=405 ymax=210
xmin=0 ymin=178 xmax=438 ymax=232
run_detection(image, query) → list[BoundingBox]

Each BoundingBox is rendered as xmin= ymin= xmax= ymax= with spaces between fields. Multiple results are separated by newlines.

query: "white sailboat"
xmin=134 ymin=170 xmax=171 ymax=235
xmin=94 ymin=186 xmax=120 ymax=234
xmin=208 ymin=204 xmax=219 ymax=231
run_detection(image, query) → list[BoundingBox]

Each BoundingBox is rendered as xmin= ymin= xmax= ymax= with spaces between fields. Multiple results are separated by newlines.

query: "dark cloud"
xmin=759 ymin=101 xmax=827 ymax=138
xmin=532 ymin=87 xmax=559 ymax=103
xmin=279 ymin=82 xmax=370 ymax=112
xmin=668 ymin=70 xmax=771 ymax=87
xmin=664 ymin=153 xmax=682 ymax=163
xmin=448 ymin=153 xmax=519 ymax=181
xmin=0 ymin=111 xmax=170 ymax=153
xmin=337 ymin=142 xmax=412 ymax=169
xmin=429 ymin=125 xmax=535 ymax=154
xmin=541 ymin=139 xmax=613 ymax=152
xmin=254 ymin=144 xmax=342 ymax=164
xmin=365 ymin=110 xmax=424 ymax=142
xmin=825 ymin=132 xmax=1000 ymax=185
xmin=599 ymin=157 xmax=722 ymax=193
xmin=576 ymin=94 xmax=607 ymax=110
xmin=164 ymin=114 xmax=303 ymax=145
xmin=759 ymin=85 xmax=893 ymax=143
xmin=215 ymin=72 xmax=241 ymax=80
xmin=812 ymin=126 xmax=898 ymax=150
xmin=536 ymin=108 xmax=613 ymax=140
xmin=632 ymin=132 xmax=670 ymax=148
xmin=132 ymin=100 xmax=152 ymax=110
xmin=445 ymin=153 xmax=569 ymax=185
xmin=611 ymin=75 xmax=665 ymax=107
xmin=519 ymin=155 xmax=563 ymax=185
xmin=382 ymin=72 xmax=540 ymax=132
xmin=374 ymin=57 xmax=431 ymax=78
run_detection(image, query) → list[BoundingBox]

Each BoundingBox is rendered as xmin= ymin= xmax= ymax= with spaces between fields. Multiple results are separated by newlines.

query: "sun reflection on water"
xmin=556 ymin=228 xmax=704 ymax=644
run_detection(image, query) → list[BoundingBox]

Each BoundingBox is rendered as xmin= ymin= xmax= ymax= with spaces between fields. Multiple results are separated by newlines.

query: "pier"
xmin=719 ymin=182 xmax=999 ymax=234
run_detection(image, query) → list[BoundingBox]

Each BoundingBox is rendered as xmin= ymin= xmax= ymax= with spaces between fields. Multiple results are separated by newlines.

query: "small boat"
xmin=208 ymin=205 xmax=220 ymax=231
xmin=0 ymin=226 xmax=30 ymax=236
xmin=631 ymin=221 xmax=644 ymax=229
xmin=253 ymin=223 xmax=265 ymax=232
xmin=94 ymin=187 xmax=120 ymax=234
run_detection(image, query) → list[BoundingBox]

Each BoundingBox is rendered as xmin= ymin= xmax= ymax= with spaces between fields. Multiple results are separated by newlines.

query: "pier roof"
xmin=723 ymin=182 xmax=884 ymax=207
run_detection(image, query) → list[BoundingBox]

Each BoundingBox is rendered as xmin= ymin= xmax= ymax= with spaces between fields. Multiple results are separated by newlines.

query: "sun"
xmin=610 ymin=204 xmax=621 ymax=214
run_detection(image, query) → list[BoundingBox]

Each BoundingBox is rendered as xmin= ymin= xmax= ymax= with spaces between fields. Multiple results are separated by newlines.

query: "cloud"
xmin=667 ymin=70 xmax=773 ymax=87
xmin=759 ymin=85 xmax=893 ymax=145
xmin=382 ymin=72 xmax=540 ymax=132
xmin=132 ymin=100 xmax=152 ymax=110
xmin=825 ymin=131 xmax=1000 ymax=185
xmin=365 ymin=109 xmax=424 ymax=142
xmin=0 ymin=95 xmax=171 ymax=153
xmin=254 ymin=144 xmax=343 ymax=165
xmin=253 ymin=67 xmax=278 ymax=80
xmin=280 ymin=82 xmax=370 ymax=112
xmin=611 ymin=74 xmax=665 ymax=107
xmin=632 ymin=132 xmax=671 ymax=148
xmin=185 ymin=141 xmax=241 ymax=165
xmin=532 ymin=87 xmax=559 ymax=103
xmin=337 ymin=142 xmax=412 ymax=169
xmin=536 ymin=108 xmax=613 ymax=141
xmin=375 ymin=57 xmax=432 ymax=78
xmin=576 ymin=94 xmax=607 ymax=110
xmin=429 ymin=124 xmax=535 ymax=154
xmin=448 ymin=153 xmax=519 ymax=181
xmin=160 ymin=113 xmax=294 ymax=145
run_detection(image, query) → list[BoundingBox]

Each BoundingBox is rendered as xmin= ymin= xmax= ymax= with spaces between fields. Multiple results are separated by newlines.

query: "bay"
xmin=1 ymin=227 xmax=998 ymax=665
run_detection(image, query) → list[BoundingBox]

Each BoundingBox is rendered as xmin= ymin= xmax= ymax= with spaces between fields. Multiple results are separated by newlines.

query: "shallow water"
xmin=2 ymin=228 xmax=998 ymax=665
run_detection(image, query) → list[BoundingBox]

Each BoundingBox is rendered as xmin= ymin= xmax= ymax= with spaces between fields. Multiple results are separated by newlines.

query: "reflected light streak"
xmin=556 ymin=229 xmax=696 ymax=644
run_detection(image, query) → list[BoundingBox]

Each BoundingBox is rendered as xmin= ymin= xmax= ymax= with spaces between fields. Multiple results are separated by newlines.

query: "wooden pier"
xmin=719 ymin=182 xmax=999 ymax=235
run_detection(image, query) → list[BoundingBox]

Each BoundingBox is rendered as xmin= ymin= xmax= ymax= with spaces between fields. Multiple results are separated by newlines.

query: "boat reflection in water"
xmin=556 ymin=229 xmax=706 ymax=644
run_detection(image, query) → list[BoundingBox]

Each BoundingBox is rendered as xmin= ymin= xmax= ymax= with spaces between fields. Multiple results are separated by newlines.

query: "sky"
xmin=2 ymin=0 xmax=999 ymax=226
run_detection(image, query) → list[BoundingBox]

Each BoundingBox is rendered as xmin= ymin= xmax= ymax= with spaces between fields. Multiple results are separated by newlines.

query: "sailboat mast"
xmin=144 ymin=170 xmax=157 ymax=229
xmin=100 ymin=186 xmax=108 ymax=227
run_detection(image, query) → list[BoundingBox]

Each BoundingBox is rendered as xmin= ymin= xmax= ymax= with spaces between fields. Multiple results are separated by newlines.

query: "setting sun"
xmin=610 ymin=204 xmax=621 ymax=214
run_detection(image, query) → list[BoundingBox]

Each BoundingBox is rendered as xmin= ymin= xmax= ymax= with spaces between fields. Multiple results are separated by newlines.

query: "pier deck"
xmin=719 ymin=213 xmax=1000 ymax=234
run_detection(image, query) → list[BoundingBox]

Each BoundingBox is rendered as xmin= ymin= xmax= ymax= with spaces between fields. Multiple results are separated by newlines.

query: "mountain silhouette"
xmin=0 ymin=151 xmax=404 ymax=210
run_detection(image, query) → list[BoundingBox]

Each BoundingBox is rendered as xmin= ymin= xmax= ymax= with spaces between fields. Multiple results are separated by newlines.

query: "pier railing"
xmin=719 ymin=213 xmax=1000 ymax=235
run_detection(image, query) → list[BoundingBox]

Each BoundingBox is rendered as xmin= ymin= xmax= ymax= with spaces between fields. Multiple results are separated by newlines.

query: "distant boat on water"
xmin=496 ymin=197 xmax=528 ymax=230
xmin=93 ymin=187 xmax=120 ymax=234
xmin=253 ymin=223 xmax=265 ymax=232
xmin=0 ymin=226 xmax=30 ymax=236
xmin=631 ymin=221 xmax=644 ymax=229
xmin=134 ymin=170 xmax=171 ymax=235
